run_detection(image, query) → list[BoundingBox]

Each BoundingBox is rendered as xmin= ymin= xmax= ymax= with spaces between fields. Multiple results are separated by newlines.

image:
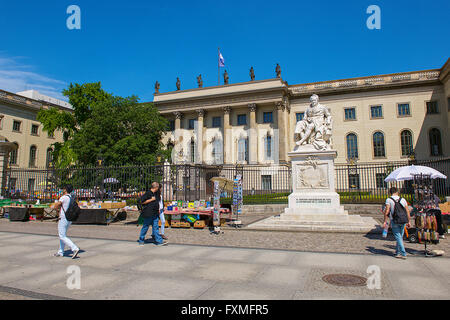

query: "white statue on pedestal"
xmin=294 ymin=94 xmax=332 ymax=151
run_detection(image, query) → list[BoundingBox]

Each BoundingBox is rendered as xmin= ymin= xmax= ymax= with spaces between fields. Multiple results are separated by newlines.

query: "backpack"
xmin=390 ymin=197 xmax=409 ymax=224
xmin=63 ymin=194 xmax=81 ymax=222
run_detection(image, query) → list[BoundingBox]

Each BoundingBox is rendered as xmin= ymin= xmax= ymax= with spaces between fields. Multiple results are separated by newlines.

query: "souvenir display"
xmin=411 ymin=173 xmax=440 ymax=256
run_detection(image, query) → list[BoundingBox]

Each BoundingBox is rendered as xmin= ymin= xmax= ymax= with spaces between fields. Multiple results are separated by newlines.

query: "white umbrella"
xmin=384 ymin=165 xmax=447 ymax=182
xmin=103 ymin=178 xmax=119 ymax=184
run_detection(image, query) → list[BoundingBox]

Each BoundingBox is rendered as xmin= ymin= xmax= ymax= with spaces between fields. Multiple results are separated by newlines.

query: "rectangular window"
xmin=348 ymin=174 xmax=360 ymax=189
xmin=238 ymin=139 xmax=248 ymax=162
xmin=237 ymin=114 xmax=247 ymax=125
xmin=265 ymin=136 xmax=272 ymax=160
xmin=426 ymin=101 xmax=439 ymax=114
xmin=296 ymin=112 xmax=305 ymax=122
xmin=397 ymin=103 xmax=410 ymax=116
xmin=376 ymin=173 xmax=388 ymax=189
xmin=188 ymin=119 xmax=195 ymax=130
xmin=370 ymin=106 xmax=383 ymax=119
xmin=263 ymin=112 xmax=273 ymax=123
xmin=28 ymin=179 xmax=35 ymax=193
xmin=212 ymin=116 xmax=221 ymax=128
xmin=344 ymin=108 xmax=356 ymax=120
xmin=31 ymin=124 xmax=39 ymax=135
xmin=9 ymin=178 xmax=17 ymax=191
xmin=12 ymin=120 xmax=21 ymax=132
xmin=168 ymin=120 xmax=175 ymax=131
xmin=261 ymin=175 xmax=272 ymax=191
xmin=0 ymin=115 xmax=3 ymax=129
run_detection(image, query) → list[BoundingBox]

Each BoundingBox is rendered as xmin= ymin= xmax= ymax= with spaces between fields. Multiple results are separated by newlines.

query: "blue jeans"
xmin=139 ymin=215 xmax=163 ymax=244
xmin=391 ymin=222 xmax=407 ymax=256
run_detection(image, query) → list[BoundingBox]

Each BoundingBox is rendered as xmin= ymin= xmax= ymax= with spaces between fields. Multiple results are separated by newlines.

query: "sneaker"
xmin=53 ymin=252 xmax=63 ymax=257
xmin=439 ymin=235 xmax=445 ymax=239
xmin=71 ymin=249 xmax=80 ymax=259
xmin=395 ymin=254 xmax=407 ymax=260
xmin=155 ymin=241 xmax=168 ymax=246
xmin=161 ymin=235 xmax=168 ymax=240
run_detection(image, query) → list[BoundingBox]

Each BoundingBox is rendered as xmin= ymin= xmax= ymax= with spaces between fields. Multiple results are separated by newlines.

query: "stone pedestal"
xmin=247 ymin=147 xmax=380 ymax=233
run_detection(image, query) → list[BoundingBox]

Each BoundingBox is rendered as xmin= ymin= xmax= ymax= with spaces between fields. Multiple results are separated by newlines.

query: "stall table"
xmin=163 ymin=208 xmax=231 ymax=228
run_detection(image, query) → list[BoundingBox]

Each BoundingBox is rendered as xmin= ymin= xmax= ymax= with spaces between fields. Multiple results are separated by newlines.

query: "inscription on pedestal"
xmin=295 ymin=198 xmax=332 ymax=206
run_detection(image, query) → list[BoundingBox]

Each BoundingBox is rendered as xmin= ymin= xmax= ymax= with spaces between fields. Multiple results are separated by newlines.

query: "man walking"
xmin=138 ymin=182 xmax=168 ymax=246
xmin=383 ymin=187 xmax=411 ymax=259
xmin=52 ymin=185 xmax=80 ymax=259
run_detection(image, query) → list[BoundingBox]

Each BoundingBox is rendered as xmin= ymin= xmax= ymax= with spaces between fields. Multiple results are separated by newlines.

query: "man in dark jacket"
xmin=138 ymin=182 xmax=167 ymax=246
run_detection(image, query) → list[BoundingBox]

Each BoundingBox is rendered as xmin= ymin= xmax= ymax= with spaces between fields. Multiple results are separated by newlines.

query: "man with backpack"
xmin=51 ymin=185 xmax=80 ymax=259
xmin=383 ymin=187 xmax=411 ymax=259
xmin=138 ymin=182 xmax=168 ymax=246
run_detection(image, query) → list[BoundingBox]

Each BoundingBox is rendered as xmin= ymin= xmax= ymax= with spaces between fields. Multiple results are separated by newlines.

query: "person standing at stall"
xmin=383 ymin=187 xmax=411 ymax=259
xmin=158 ymin=183 xmax=168 ymax=240
xmin=52 ymin=184 xmax=80 ymax=259
xmin=138 ymin=182 xmax=167 ymax=246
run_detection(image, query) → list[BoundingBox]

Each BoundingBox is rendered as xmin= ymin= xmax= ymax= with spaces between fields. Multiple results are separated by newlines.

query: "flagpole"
xmin=218 ymin=47 xmax=220 ymax=86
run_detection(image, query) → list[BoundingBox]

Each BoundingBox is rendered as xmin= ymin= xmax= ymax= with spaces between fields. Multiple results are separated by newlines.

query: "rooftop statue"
xmin=176 ymin=77 xmax=181 ymax=91
xmin=154 ymin=81 xmax=160 ymax=93
xmin=275 ymin=63 xmax=281 ymax=78
xmin=223 ymin=70 xmax=229 ymax=84
xmin=294 ymin=94 xmax=332 ymax=151
xmin=249 ymin=67 xmax=255 ymax=81
xmin=197 ymin=74 xmax=203 ymax=88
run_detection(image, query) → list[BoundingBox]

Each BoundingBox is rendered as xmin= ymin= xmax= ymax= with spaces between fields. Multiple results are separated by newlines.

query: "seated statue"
xmin=294 ymin=94 xmax=332 ymax=151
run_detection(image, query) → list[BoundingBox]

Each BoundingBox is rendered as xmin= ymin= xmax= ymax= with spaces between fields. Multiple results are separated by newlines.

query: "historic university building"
xmin=154 ymin=58 xmax=450 ymax=166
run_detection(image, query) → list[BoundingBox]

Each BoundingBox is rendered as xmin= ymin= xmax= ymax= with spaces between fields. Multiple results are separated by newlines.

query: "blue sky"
xmin=0 ymin=0 xmax=449 ymax=102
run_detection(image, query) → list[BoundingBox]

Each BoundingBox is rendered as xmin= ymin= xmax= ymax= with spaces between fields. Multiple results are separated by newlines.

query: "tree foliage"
xmin=37 ymin=82 xmax=169 ymax=167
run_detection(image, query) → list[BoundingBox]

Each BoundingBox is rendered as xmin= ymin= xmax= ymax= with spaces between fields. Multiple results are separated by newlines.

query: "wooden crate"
xmin=180 ymin=221 xmax=191 ymax=228
xmin=171 ymin=220 xmax=181 ymax=228
xmin=193 ymin=220 xmax=206 ymax=229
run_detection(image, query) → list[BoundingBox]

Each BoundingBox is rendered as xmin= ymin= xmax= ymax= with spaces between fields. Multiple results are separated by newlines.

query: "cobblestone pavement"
xmin=0 ymin=218 xmax=448 ymax=256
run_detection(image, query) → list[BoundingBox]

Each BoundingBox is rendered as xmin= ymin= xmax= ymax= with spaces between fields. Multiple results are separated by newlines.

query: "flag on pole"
xmin=218 ymin=51 xmax=225 ymax=67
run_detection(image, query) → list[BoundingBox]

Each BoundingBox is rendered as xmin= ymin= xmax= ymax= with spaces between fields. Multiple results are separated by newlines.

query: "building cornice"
xmin=0 ymin=89 xmax=73 ymax=112
xmin=289 ymin=69 xmax=441 ymax=97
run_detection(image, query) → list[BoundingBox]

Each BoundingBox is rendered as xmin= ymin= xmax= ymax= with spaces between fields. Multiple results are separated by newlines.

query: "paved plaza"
xmin=0 ymin=228 xmax=449 ymax=300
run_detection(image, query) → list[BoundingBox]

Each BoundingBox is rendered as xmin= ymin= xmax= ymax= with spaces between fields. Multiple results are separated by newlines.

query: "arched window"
xmin=46 ymin=148 xmax=53 ymax=167
xmin=400 ymin=130 xmax=413 ymax=157
xmin=373 ymin=132 xmax=385 ymax=158
xmin=9 ymin=143 xmax=18 ymax=165
xmin=429 ymin=128 xmax=442 ymax=156
xmin=29 ymin=146 xmax=37 ymax=167
xmin=346 ymin=133 xmax=358 ymax=160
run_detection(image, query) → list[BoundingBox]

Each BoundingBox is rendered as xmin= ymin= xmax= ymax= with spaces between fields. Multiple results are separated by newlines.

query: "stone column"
xmin=276 ymin=101 xmax=287 ymax=163
xmin=248 ymin=103 xmax=258 ymax=164
xmin=283 ymin=96 xmax=291 ymax=153
xmin=173 ymin=111 xmax=183 ymax=164
xmin=195 ymin=109 xmax=204 ymax=164
xmin=223 ymin=106 xmax=231 ymax=164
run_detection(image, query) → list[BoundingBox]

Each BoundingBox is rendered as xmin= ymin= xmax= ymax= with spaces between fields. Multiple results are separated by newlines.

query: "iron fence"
xmin=4 ymin=158 xmax=449 ymax=205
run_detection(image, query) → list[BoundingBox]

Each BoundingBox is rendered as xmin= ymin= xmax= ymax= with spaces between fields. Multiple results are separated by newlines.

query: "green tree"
xmin=37 ymin=82 xmax=169 ymax=167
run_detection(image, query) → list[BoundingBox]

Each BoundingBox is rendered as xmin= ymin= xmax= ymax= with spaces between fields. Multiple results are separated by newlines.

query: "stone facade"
xmin=154 ymin=59 xmax=450 ymax=165
xmin=0 ymin=89 xmax=68 ymax=168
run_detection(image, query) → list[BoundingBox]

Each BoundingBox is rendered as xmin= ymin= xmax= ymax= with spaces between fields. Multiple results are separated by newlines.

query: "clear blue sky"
xmin=0 ymin=0 xmax=449 ymax=102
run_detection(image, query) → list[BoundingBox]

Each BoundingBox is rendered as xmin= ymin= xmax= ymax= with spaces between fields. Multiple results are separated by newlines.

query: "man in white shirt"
xmin=383 ymin=187 xmax=411 ymax=259
xmin=51 ymin=185 xmax=80 ymax=259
